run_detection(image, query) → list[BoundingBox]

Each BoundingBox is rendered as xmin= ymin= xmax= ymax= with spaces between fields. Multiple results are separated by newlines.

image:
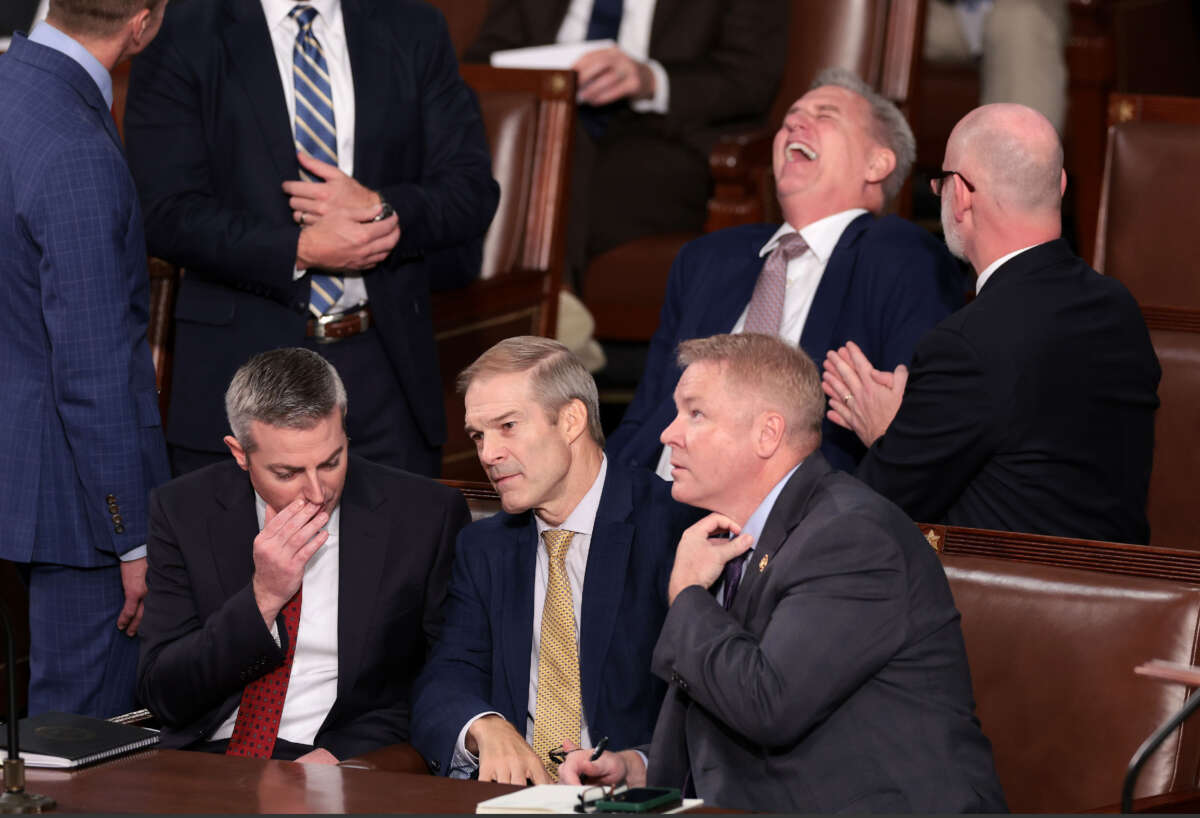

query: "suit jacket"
xmin=409 ymin=462 xmax=702 ymax=775
xmin=137 ymin=455 xmax=470 ymax=760
xmin=857 ymin=239 xmax=1161 ymax=543
xmin=647 ymin=454 xmax=1007 ymax=812
xmin=606 ymin=216 xmax=964 ymax=474
xmin=124 ymin=0 xmax=499 ymax=453
xmin=464 ymin=0 xmax=788 ymax=156
xmin=0 ymin=35 xmax=170 ymax=568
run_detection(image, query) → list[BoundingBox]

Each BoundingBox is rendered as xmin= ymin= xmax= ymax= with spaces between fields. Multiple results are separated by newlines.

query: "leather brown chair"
xmin=923 ymin=523 xmax=1200 ymax=812
xmin=435 ymin=65 xmax=573 ymax=480
xmin=584 ymin=0 xmax=928 ymax=342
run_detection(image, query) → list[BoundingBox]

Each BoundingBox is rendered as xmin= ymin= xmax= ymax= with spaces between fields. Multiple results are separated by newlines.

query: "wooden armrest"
xmin=338 ymin=742 xmax=430 ymax=774
xmin=706 ymin=128 xmax=776 ymax=232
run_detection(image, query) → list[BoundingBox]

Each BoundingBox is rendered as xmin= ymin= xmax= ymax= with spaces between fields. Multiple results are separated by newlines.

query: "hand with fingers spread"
xmin=118 ymin=557 xmax=148 ymax=637
xmin=821 ymin=341 xmax=907 ymax=448
xmin=668 ymin=513 xmax=754 ymax=605
xmin=283 ymin=152 xmax=381 ymax=224
xmin=295 ymin=203 xmax=399 ymax=272
xmin=557 ymin=742 xmax=647 ymax=788
xmin=572 ymin=46 xmax=655 ymax=107
xmin=251 ymin=497 xmax=329 ymax=627
xmin=467 ymin=715 xmax=552 ymax=785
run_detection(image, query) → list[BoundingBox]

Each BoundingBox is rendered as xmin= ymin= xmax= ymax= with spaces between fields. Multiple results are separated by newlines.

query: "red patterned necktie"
xmin=226 ymin=587 xmax=302 ymax=758
xmin=743 ymin=232 xmax=809 ymax=335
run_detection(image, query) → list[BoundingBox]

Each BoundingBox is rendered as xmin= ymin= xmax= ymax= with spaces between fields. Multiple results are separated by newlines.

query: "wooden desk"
xmin=24 ymin=750 xmax=520 ymax=813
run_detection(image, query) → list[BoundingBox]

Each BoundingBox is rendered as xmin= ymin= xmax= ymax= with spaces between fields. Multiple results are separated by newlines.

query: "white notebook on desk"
xmin=476 ymin=784 xmax=702 ymax=814
xmin=490 ymin=40 xmax=616 ymax=70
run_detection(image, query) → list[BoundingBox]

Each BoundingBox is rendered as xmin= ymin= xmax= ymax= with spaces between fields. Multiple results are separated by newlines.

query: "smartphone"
xmin=372 ymin=203 xmax=394 ymax=222
xmin=593 ymin=787 xmax=682 ymax=813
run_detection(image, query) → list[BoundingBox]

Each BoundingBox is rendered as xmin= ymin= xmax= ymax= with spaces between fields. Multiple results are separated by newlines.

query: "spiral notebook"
xmin=5 ymin=711 xmax=159 ymax=769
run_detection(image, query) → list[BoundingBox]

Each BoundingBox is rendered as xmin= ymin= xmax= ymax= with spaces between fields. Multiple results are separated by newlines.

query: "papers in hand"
xmin=475 ymin=784 xmax=703 ymax=814
xmin=489 ymin=40 xmax=617 ymax=70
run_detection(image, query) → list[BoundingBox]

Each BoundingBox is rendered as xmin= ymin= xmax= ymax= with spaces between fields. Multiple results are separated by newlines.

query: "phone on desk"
xmin=593 ymin=787 xmax=682 ymax=813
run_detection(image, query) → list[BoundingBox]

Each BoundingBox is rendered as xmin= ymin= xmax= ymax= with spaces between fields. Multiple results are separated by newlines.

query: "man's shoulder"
xmin=792 ymin=466 xmax=931 ymax=557
xmin=844 ymin=213 xmax=949 ymax=258
xmin=679 ymin=223 xmax=777 ymax=262
xmin=153 ymin=459 xmax=245 ymax=510
xmin=349 ymin=455 xmax=464 ymax=508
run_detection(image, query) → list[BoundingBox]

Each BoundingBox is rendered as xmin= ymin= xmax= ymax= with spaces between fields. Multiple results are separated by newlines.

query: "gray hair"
xmin=225 ymin=348 xmax=348 ymax=452
xmin=811 ymin=66 xmax=916 ymax=206
xmin=677 ymin=333 xmax=823 ymax=445
xmin=457 ymin=336 xmax=604 ymax=447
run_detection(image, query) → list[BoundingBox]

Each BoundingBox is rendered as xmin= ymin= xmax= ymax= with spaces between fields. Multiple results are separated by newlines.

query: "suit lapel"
xmin=222 ymin=0 xmax=295 ymax=182
xmin=498 ymin=516 xmax=538 ymax=723
xmin=729 ymin=454 xmax=832 ymax=618
xmin=208 ymin=465 xmax=259 ymax=600
xmin=579 ymin=466 xmax=634 ymax=730
xmin=342 ymin=0 xmax=387 ymax=181
xmin=699 ymin=232 xmax=766 ymax=335
xmin=798 ymin=213 xmax=871 ymax=363
xmin=334 ymin=461 xmax=388 ymax=699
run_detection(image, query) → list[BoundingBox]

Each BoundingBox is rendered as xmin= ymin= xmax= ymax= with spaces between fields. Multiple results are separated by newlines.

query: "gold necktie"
xmin=532 ymin=529 xmax=581 ymax=780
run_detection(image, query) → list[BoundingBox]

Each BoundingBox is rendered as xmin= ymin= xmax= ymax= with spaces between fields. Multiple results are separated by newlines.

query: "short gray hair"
xmin=225 ymin=348 xmax=347 ymax=452
xmin=457 ymin=336 xmax=604 ymax=447
xmin=811 ymin=66 xmax=916 ymax=206
xmin=677 ymin=333 xmax=823 ymax=446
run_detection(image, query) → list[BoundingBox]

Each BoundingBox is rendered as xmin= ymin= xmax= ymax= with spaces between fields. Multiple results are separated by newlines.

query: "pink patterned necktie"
xmin=226 ymin=587 xmax=302 ymax=758
xmin=743 ymin=233 xmax=809 ymax=335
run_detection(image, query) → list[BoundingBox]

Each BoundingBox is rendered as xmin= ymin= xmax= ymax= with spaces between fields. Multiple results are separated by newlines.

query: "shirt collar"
xmin=975 ymin=243 xmax=1038 ymax=294
xmin=28 ymin=20 xmax=112 ymax=109
xmin=759 ymin=209 xmax=869 ymax=265
xmin=535 ymin=456 xmax=608 ymax=538
xmin=262 ymin=0 xmax=343 ymax=49
xmin=254 ymin=491 xmax=340 ymax=536
xmin=739 ymin=462 xmax=802 ymax=549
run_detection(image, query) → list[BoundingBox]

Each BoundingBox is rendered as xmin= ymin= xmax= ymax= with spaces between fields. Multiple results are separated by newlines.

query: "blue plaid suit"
xmin=0 ymin=34 xmax=170 ymax=717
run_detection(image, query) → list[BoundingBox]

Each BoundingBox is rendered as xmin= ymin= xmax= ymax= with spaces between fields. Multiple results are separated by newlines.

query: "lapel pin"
xmin=758 ymin=554 xmax=769 ymax=573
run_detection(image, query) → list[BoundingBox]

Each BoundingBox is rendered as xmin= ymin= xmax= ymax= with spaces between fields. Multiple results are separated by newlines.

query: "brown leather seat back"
xmin=475 ymin=90 xmax=537 ymax=280
xmin=944 ymin=555 xmax=1200 ymax=812
xmin=1146 ymin=323 xmax=1200 ymax=549
xmin=1094 ymin=119 xmax=1200 ymax=309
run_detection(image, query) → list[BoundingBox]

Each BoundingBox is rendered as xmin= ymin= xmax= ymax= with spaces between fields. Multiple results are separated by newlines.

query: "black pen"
xmin=590 ymin=736 xmax=609 ymax=761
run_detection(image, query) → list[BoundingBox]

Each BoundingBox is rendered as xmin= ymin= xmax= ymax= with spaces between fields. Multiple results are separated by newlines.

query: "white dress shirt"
xmin=555 ymin=0 xmax=670 ymax=114
xmin=975 ymin=243 xmax=1038 ymax=294
xmin=656 ymin=209 xmax=869 ymax=480
xmin=449 ymin=457 xmax=609 ymax=777
xmin=211 ymin=494 xmax=341 ymax=747
xmin=261 ymin=0 xmax=367 ymax=310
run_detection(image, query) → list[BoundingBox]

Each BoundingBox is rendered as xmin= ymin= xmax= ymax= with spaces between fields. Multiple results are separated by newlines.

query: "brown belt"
xmin=306 ymin=306 xmax=372 ymax=342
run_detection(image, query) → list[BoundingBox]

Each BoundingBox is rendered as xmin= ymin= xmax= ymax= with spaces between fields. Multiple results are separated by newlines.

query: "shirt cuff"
xmin=119 ymin=545 xmax=147 ymax=562
xmin=450 ymin=711 xmax=505 ymax=778
xmin=293 ymin=265 xmax=306 ymax=280
xmin=630 ymin=58 xmax=669 ymax=114
xmin=268 ymin=620 xmax=281 ymax=649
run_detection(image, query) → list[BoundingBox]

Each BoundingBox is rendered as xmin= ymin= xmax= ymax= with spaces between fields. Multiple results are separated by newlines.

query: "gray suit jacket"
xmin=646 ymin=453 xmax=1007 ymax=812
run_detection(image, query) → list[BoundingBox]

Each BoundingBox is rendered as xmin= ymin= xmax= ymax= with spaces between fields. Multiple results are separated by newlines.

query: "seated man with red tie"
xmin=137 ymin=348 xmax=469 ymax=762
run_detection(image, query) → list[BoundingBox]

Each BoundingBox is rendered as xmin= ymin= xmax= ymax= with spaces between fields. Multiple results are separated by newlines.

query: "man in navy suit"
xmin=824 ymin=103 xmax=1160 ymax=542
xmin=0 ymin=0 xmax=171 ymax=718
xmin=606 ymin=67 xmax=964 ymax=476
xmin=410 ymin=337 xmax=700 ymax=783
xmin=124 ymin=0 xmax=498 ymax=477
xmin=563 ymin=334 xmax=1006 ymax=812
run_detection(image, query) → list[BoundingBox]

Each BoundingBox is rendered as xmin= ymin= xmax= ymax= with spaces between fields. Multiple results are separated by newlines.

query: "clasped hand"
xmin=821 ymin=341 xmax=907 ymax=447
xmin=284 ymin=152 xmax=399 ymax=272
xmin=572 ymin=46 xmax=655 ymax=107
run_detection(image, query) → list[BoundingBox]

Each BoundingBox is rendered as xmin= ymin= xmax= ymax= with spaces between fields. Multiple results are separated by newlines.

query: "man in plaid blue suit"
xmin=0 ymin=0 xmax=171 ymax=718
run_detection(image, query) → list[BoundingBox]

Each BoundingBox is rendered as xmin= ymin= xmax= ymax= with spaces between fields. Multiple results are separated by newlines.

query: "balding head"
xmin=939 ymin=104 xmax=1066 ymax=271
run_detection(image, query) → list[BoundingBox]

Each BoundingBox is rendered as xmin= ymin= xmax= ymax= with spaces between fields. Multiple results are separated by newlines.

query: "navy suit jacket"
xmin=124 ymin=0 xmax=499 ymax=453
xmin=858 ymin=239 xmax=1161 ymax=542
xmin=606 ymin=215 xmax=963 ymax=474
xmin=0 ymin=35 xmax=169 ymax=567
xmin=410 ymin=462 xmax=701 ymax=775
xmin=138 ymin=456 xmax=469 ymax=760
xmin=648 ymin=454 xmax=1007 ymax=812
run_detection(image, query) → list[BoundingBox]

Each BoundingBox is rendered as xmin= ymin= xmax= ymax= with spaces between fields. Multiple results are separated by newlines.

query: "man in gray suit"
xmin=560 ymin=333 xmax=1006 ymax=812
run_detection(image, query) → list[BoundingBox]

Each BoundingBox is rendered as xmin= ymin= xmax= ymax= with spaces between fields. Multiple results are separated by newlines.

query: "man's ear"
xmin=865 ymin=146 xmax=897 ymax=185
xmin=224 ymin=435 xmax=250 ymax=471
xmin=753 ymin=411 xmax=787 ymax=459
xmin=557 ymin=399 xmax=589 ymax=445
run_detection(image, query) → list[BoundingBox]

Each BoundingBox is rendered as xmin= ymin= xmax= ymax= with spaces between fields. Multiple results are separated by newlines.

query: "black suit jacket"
xmin=137 ymin=455 xmax=470 ymax=760
xmin=857 ymin=239 xmax=1161 ymax=543
xmin=648 ymin=454 xmax=1007 ymax=812
xmin=464 ymin=0 xmax=787 ymax=156
xmin=124 ymin=0 xmax=499 ymax=453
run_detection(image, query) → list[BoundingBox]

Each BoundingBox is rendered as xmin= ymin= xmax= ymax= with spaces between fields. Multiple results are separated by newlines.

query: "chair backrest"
xmin=923 ymin=523 xmax=1200 ymax=811
xmin=1094 ymin=93 xmax=1200 ymax=309
xmin=433 ymin=66 xmax=574 ymax=480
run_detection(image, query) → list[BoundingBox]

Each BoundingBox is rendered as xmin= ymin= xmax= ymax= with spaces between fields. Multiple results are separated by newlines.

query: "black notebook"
xmin=4 ymin=711 xmax=159 ymax=768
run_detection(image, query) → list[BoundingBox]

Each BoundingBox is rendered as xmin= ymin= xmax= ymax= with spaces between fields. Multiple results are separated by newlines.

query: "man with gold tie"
xmin=410 ymin=337 xmax=701 ymax=783
xmin=124 ymin=0 xmax=498 ymax=477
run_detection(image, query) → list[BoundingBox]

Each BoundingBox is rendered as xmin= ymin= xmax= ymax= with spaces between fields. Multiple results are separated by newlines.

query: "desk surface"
xmin=25 ymin=749 xmax=521 ymax=813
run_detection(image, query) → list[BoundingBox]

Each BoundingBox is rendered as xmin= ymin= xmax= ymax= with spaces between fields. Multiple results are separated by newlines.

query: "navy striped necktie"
xmin=291 ymin=4 xmax=344 ymax=317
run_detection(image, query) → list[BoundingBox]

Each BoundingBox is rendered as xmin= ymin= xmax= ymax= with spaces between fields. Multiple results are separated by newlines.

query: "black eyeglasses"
xmin=574 ymin=785 xmax=624 ymax=814
xmin=930 ymin=169 xmax=976 ymax=195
